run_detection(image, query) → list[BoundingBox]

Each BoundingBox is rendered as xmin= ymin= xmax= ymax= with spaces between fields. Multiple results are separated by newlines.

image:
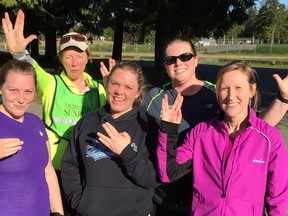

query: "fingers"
xmin=102 ymin=122 xmax=118 ymax=138
xmin=0 ymin=138 xmax=24 ymax=159
xmin=171 ymin=93 xmax=183 ymax=111
xmin=15 ymin=9 xmax=25 ymax=34
xmin=109 ymin=58 xmax=116 ymax=70
xmin=97 ymin=132 xmax=112 ymax=148
xmin=273 ymin=74 xmax=281 ymax=85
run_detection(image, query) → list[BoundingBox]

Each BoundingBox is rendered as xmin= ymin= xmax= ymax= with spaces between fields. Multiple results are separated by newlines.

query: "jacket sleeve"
xmin=12 ymin=50 xmax=54 ymax=97
xmin=265 ymin=131 xmax=288 ymax=216
xmin=157 ymin=120 xmax=192 ymax=183
xmin=119 ymin=141 xmax=156 ymax=189
xmin=61 ymin=122 xmax=84 ymax=209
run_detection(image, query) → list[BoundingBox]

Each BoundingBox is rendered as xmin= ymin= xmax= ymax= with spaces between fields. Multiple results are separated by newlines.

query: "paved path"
xmin=27 ymin=64 xmax=288 ymax=149
xmin=27 ymin=99 xmax=288 ymax=149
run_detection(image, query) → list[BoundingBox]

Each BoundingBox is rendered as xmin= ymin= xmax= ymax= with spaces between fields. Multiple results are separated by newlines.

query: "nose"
xmin=71 ymin=57 xmax=78 ymax=66
xmin=175 ymin=58 xmax=182 ymax=65
xmin=17 ymin=92 xmax=25 ymax=104
xmin=227 ymin=88 xmax=235 ymax=100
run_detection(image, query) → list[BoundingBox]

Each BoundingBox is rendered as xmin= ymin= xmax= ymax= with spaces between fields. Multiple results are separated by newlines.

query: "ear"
xmin=250 ymin=83 xmax=256 ymax=97
xmin=194 ymin=55 xmax=199 ymax=67
xmin=135 ymin=89 xmax=142 ymax=99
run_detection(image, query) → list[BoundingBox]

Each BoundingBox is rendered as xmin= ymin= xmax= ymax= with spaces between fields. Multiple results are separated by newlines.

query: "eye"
xmin=9 ymin=88 xmax=18 ymax=93
xmin=220 ymin=86 xmax=228 ymax=91
xmin=25 ymin=90 xmax=35 ymax=94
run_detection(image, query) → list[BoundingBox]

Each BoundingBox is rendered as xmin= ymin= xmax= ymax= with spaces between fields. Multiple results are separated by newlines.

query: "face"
xmin=0 ymin=70 xmax=35 ymax=121
xmin=60 ymin=48 xmax=88 ymax=81
xmin=164 ymin=41 xmax=199 ymax=85
xmin=107 ymin=68 xmax=141 ymax=118
xmin=217 ymin=69 xmax=256 ymax=121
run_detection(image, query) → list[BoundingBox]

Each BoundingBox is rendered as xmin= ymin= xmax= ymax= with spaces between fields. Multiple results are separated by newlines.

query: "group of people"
xmin=0 ymin=9 xmax=287 ymax=216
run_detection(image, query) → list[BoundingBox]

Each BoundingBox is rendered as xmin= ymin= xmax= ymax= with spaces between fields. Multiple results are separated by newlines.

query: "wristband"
xmin=277 ymin=92 xmax=288 ymax=104
xmin=11 ymin=50 xmax=30 ymax=61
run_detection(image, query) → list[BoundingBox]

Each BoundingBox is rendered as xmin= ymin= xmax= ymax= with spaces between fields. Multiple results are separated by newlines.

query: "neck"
xmin=224 ymin=116 xmax=249 ymax=138
xmin=70 ymin=77 xmax=87 ymax=92
xmin=172 ymin=78 xmax=204 ymax=95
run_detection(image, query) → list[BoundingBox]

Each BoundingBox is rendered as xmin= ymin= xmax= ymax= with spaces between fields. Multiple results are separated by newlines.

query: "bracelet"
xmin=277 ymin=92 xmax=288 ymax=104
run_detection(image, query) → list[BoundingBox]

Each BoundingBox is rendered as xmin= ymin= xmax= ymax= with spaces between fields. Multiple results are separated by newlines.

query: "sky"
xmin=257 ymin=0 xmax=288 ymax=7
xmin=279 ymin=0 xmax=288 ymax=6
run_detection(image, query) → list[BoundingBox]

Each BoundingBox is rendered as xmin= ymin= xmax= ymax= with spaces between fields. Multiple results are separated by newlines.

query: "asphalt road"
xmin=27 ymin=63 xmax=288 ymax=147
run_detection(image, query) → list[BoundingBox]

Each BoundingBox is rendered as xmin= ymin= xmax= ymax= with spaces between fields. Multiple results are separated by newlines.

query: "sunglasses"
xmin=164 ymin=52 xmax=196 ymax=65
xmin=60 ymin=34 xmax=87 ymax=45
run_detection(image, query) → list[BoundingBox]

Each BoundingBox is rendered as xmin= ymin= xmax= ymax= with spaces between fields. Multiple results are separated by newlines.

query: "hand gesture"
xmin=161 ymin=93 xmax=183 ymax=124
xmin=97 ymin=122 xmax=131 ymax=155
xmin=99 ymin=58 xmax=116 ymax=88
xmin=0 ymin=138 xmax=24 ymax=159
xmin=273 ymin=74 xmax=288 ymax=99
xmin=2 ymin=10 xmax=37 ymax=54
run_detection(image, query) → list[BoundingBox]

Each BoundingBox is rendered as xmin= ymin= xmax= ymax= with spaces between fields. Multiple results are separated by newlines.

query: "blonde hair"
xmin=216 ymin=60 xmax=260 ymax=110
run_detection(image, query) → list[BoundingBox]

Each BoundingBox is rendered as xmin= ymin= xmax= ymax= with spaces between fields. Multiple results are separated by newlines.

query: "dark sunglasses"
xmin=163 ymin=52 xmax=196 ymax=65
xmin=60 ymin=34 xmax=87 ymax=45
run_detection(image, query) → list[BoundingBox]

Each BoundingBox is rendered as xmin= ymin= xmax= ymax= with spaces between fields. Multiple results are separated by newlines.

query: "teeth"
xmin=175 ymin=69 xmax=186 ymax=73
xmin=114 ymin=97 xmax=124 ymax=101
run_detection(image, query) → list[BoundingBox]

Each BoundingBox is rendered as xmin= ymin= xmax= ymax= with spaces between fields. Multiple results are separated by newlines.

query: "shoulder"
xmin=187 ymin=117 xmax=219 ymax=139
xmin=203 ymin=81 xmax=216 ymax=92
xmin=25 ymin=112 xmax=43 ymax=123
xmin=250 ymin=109 xmax=284 ymax=148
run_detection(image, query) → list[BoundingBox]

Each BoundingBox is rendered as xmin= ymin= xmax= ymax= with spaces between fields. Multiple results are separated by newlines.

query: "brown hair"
xmin=163 ymin=35 xmax=197 ymax=59
xmin=108 ymin=61 xmax=149 ymax=106
xmin=0 ymin=60 xmax=37 ymax=88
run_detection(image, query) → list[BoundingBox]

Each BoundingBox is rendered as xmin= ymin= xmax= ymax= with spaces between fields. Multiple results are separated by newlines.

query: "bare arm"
xmin=259 ymin=74 xmax=288 ymax=126
xmin=45 ymin=141 xmax=64 ymax=215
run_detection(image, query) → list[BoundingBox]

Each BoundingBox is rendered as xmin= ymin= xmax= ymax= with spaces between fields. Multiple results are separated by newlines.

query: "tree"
xmin=254 ymin=0 xmax=281 ymax=44
xmin=153 ymin=0 xmax=256 ymax=72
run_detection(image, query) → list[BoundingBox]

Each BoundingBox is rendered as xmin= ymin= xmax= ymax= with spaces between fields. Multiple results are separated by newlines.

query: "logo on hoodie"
xmin=85 ymin=138 xmax=117 ymax=161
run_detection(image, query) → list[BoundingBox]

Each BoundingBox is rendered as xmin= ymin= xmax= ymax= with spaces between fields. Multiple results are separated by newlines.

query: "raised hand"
xmin=99 ymin=58 xmax=116 ymax=87
xmin=2 ymin=10 xmax=37 ymax=54
xmin=0 ymin=138 xmax=24 ymax=159
xmin=273 ymin=73 xmax=288 ymax=100
xmin=161 ymin=93 xmax=183 ymax=124
xmin=97 ymin=122 xmax=131 ymax=155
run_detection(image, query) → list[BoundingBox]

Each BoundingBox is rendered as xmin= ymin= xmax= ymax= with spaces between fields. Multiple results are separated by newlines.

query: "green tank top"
xmin=46 ymin=75 xmax=100 ymax=140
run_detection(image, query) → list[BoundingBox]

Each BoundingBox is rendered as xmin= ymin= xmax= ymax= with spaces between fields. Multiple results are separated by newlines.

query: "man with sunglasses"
xmin=142 ymin=35 xmax=288 ymax=216
xmin=2 ymin=10 xmax=106 ymax=216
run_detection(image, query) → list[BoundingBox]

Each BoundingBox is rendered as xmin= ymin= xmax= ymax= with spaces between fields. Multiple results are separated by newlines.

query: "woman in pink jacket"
xmin=157 ymin=60 xmax=288 ymax=215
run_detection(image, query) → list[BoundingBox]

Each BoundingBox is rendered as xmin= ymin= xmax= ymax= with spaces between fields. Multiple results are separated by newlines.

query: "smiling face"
xmin=0 ymin=70 xmax=35 ymax=121
xmin=107 ymin=68 xmax=141 ymax=119
xmin=59 ymin=47 xmax=89 ymax=81
xmin=164 ymin=41 xmax=199 ymax=85
xmin=217 ymin=69 xmax=256 ymax=122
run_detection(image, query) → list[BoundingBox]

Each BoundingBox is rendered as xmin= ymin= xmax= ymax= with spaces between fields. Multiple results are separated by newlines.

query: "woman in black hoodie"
xmin=61 ymin=61 xmax=157 ymax=216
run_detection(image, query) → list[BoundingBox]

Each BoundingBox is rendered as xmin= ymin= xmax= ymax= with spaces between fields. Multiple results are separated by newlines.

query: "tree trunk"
xmin=154 ymin=8 xmax=172 ymax=78
xmin=112 ymin=18 xmax=124 ymax=61
xmin=44 ymin=28 xmax=58 ymax=68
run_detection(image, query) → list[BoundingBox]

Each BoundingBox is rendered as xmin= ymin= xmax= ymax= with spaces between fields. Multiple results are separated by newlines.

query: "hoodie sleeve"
xmin=61 ymin=121 xmax=84 ymax=209
xmin=119 ymin=140 xmax=156 ymax=189
xmin=157 ymin=120 xmax=193 ymax=183
xmin=265 ymin=130 xmax=288 ymax=216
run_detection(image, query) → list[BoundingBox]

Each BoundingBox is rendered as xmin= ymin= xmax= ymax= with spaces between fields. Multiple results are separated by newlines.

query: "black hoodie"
xmin=61 ymin=104 xmax=157 ymax=216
